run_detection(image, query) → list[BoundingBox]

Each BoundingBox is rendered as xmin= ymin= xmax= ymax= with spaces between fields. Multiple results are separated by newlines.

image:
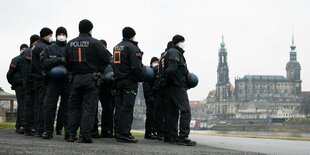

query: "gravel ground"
xmin=0 ymin=130 xmax=263 ymax=155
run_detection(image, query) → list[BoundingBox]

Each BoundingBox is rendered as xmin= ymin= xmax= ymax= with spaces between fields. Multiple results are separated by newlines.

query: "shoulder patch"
xmin=10 ymin=64 xmax=17 ymax=68
xmin=175 ymin=57 xmax=180 ymax=62
xmin=136 ymin=52 xmax=143 ymax=57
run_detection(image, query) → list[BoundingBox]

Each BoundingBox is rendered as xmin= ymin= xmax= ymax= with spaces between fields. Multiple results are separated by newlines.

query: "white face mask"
xmin=177 ymin=42 xmax=185 ymax=49
xmin=132 ymin=36 xmax=137 ymax=42
xmin=57 ymin=35 xmax=67 ymax=42
xmin=151 ymin=62 xmax=159 ymax=68
xmin=48 ymin=36 xmax=54 ymax=43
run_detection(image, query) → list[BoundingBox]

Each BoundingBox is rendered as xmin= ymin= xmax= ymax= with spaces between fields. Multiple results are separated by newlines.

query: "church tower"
xmin=216 ymin=35 xmax=231 ymax=101
xmin=286 ymin=32 xmax=302 ymax=95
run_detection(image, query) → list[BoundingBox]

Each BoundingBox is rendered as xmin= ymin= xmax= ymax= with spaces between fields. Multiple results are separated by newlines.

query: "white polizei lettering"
xmin=114 ymin=45 xmax=124 ymax=51
xmin=70 ymin=41 xmax=90 ymax=47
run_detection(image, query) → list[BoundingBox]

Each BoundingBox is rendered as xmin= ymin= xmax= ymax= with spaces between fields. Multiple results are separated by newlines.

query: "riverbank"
xmin=211 ymin=124 xmax=310 ymax=132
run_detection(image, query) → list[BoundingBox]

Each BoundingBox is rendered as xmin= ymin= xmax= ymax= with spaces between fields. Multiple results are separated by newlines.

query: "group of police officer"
xmin=7 ymin=19 xmax=196 ymax=146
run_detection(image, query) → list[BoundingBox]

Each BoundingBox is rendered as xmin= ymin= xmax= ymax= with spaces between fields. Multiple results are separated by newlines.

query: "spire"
xmin=220 ymin=34 xmax=225 ymax=48
xmin=290 ymin=26 xmax=296 ymax=50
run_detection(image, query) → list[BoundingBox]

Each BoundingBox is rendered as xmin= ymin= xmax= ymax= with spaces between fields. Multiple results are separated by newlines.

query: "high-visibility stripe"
xmin=113 ymin=51 xmax=121 ymax=64
xmin=78 ymin=48 xmax=82 ymax=62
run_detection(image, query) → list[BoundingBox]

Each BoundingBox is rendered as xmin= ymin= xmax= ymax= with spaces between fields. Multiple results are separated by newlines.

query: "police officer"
xmin=92 ymin=39 xmax=115 ymax=138
xmin=41 ymin=27 xmax=70 ymax=139
xmin=64 ymin=19 xmax=110 ymax=143
xmin=112 ymin=27 xmax=144 ymax=143
xmin=164 ymin=35 xmax=196 ymax=146
xmin=153 ymin=41 xmax=172 ymax=141
xmin=7 ymin=43 xmax=29 ymax=134
xmin=31 ymin=27 xmax=53 ymax=137
xmin=143 ymin=57 xmax=159 ymax=139
xmin=23 ymin=35 xmax=40 ymax=136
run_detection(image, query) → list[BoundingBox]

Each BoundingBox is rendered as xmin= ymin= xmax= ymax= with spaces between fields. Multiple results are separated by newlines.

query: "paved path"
xmin=0 ymin=130 xmax=261 ymax=155
xmin=190 ymin=134 xmax=310 ymax=155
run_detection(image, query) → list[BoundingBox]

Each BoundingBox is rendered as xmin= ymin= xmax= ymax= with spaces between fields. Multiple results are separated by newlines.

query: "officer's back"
xmin=31 ymin=28 xmax=53 ymax=80
xmin=64 ymin=19 xmax=109 ymax=144
xmin=65 ymin=30 xmax=109 ymax=74
xmin=113 ymin=39 xmax=144 ymax=81
xmin=165 ymin=44 xmax=188 ymax=88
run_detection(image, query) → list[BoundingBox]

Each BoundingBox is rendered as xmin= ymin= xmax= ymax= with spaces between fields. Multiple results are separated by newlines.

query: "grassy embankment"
xmin=206 ymin=118 xmax=310 ymax=141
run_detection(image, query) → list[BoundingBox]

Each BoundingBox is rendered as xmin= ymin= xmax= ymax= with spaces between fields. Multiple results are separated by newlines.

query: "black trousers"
xmin=55 ymin=98 xmax=67 ymax=132
xmin=99 ymin=84 xmax=114 ymax=135
xmin=14 ymin=85 xmax=25 ymax=129
xmin=34 ymin=81 xmax=47 ymax=134
xmin=67 ymin=74 xmax=98 ymax=139
xmin=43 ymin=80 xmax=70 ymax=134
xmin=144 ymin=95 xmax=155 ymax=134
xmin=153 ymin=90 xmax=168 ymax=136
xmin=23 ymin=81 xmax=35 ymax=131
xmin=165 ymin=85 xmax=191 ymax=138
xmin=114 ymin=79 xmax=137 ymax=135
xmin=92 ymin=83 xmax=114 ymax=135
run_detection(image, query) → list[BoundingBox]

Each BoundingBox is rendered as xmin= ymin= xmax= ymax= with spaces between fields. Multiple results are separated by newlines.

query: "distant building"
xmin=206 ymin=34 xmax=305 ymax=120
xmin=0 ymin=87 xmax=16 ymax=122
xmin=133 ymin=83 xmax=146 ymax=119
xmin=190 ymin=101 xmax=208 ymax=121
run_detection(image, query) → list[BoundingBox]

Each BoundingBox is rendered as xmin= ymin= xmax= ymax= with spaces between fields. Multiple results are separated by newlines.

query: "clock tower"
xmin=216 ymin=35 xmax=231 ymax=101
xmin=286 ymin=32 xmax=302 ymax=96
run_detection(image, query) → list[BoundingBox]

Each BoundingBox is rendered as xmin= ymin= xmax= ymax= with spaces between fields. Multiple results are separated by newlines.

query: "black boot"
xmin=144 ymin=133 xmax=157 ymax=139
xmin=42 ymin=132 xmax=53 ymax=139
xmin=177 ymin=137 xmax=197 ymax=146
xmin=116 ymin=134 xmax=138 ymax=143
xmin=78 ymin=136 xmax=93 ymax=143
xmin=24 ymin=129 xmax=35 ymax=136
xmin=91 ymin=132 xmax=100 ymax=139
xmin=55 ymin=129 xmax=62 ymax=135
xmin=101 ymin=131 xmax=114 ymax=138
xmin=66 ymin=135 xmax=78 ymax=142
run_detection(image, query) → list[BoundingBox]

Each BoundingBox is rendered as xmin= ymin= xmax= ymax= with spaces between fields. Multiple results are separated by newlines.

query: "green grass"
xmin=131 ymin=132 xmax=144 ymax=138
xmin=287 ymin=118 xmax=310 ymax=125
xmin=0 ymin=122 xmax=15 ymax=129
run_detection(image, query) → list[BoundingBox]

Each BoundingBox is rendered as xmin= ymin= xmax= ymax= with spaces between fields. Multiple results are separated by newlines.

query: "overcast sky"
xmin=1 ymin=0 xmax=309 ymax=100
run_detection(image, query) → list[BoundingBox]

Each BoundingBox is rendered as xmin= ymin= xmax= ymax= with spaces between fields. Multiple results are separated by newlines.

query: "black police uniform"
xmin=22 ymin=47 xmax=36 ymax=135
xmin=55 ymin=100 xmax=66 ymax=134
xmin=112 ymin=38 xmax=144 ymax=142
xmin=31 ymin=39 xmax=51 ymax=136
xmin=152 ymin=51 xmax=170 ymax=140
xmin=7 ymin=53 xmax=25 ymax=132
xmin=97 ymin=63 xmax=115 ymax=138
xmin=100 ymin=51 xmax=115 ymax=137
xmin=164 ymin=46 xmax=191 ymax=140
xmin=41 ymin=40 xmax=70 ymax=138
xmin=143 ymin=65 xmax=159 ymax=139
xmin=92 ymin=53 xmax=114 ymax=138
xmin=64 ymin=33 xmax=110 ymax=142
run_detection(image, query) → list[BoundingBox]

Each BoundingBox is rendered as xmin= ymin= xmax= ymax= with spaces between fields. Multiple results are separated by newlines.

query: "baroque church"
xmin=205 ymin=34 xmax=304 ymax=120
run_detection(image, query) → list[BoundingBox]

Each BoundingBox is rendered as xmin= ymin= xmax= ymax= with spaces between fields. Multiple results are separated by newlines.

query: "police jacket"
xmin=31 ymin=39 xmax=51 ymax=80
xmin=64 ymin=33 xmax=110 ymax=74
xmin=112 ymin=38 xmax=144 ymax=82
xmin=165 ymin=46 xmax=189 ymax=88
xmin=144 ymin=65 xmax=159 ymax=97
xmin=21 ymin=47 xmax=33 ymax=82
xmin=7 ymin=53 xmax=23 ymax=89
xmin=41 ymin=40 xmax=66 ymax=71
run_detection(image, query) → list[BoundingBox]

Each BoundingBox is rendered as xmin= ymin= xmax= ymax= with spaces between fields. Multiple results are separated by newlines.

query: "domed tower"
xmin=286 ymin=33 xmax=302 ymax=95
xmin=216 ymin=35 xmax=231 ymax=101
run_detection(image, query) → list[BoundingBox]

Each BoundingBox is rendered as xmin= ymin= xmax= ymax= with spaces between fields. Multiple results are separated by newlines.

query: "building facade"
xmin=206 ymin=34 xmax=304 ymax=120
